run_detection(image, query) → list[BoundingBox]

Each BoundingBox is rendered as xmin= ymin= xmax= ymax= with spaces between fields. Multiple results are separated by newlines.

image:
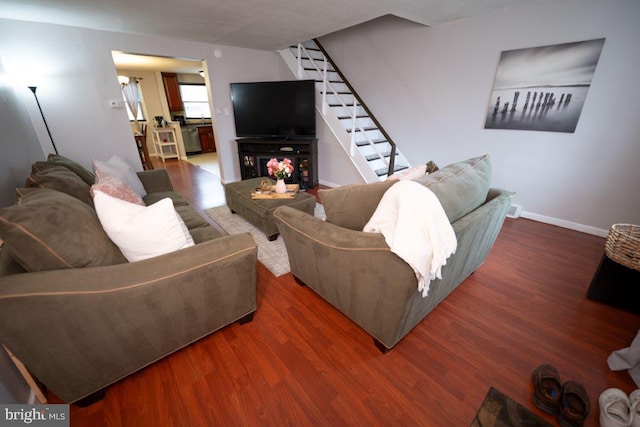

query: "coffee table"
xmin=224 ymin=177 xmax=316 ymax=241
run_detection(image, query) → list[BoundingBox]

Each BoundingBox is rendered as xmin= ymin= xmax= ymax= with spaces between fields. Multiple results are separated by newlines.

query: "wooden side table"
xmin=587 ymin=253 xmax=640 ymax=314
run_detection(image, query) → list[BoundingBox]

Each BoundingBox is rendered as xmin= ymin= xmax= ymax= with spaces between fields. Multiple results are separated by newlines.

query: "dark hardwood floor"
xmin=57 ymin=158 xmax=639 ymax=426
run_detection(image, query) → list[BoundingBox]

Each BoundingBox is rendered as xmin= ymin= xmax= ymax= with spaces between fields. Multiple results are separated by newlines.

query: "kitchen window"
xmin=180 ymin=84 xmax=211 ymax=119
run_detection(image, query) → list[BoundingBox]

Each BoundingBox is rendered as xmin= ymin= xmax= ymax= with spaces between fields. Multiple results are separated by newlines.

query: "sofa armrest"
xmin=137 ymin=169 xmax=174 ymax=193
xmin=274 ymin=206 xmax=415 ymax=286
xmin=0 ymin=233 xmax=257 ymax=403
xmin=273 ymin=206 xmax=417 ymax=343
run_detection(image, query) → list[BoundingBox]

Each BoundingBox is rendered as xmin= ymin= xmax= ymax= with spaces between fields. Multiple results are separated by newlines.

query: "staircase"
xmin=280 ymin=39 xmax=409 ymax=181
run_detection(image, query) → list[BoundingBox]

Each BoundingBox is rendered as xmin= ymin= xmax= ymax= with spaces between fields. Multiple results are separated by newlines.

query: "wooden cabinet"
xmin=237 ymin=138 xmax=318 ymax=189
xmin=161 ymin=72 xmax=183 ymax=112
xmin=197 ymin=126 xmax=216 ymax=153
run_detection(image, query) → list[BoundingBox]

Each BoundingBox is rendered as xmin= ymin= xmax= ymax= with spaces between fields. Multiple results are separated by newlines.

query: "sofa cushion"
xmin=15 ymin=187 xmax=44 ymax=203
xmin=174 ymin=205 xmax=209 ymax=230
xmin=26 ymin=166 xmax=94 ymax=207
xmin=189 ymin=224 xmax=225 ymax=243
xmin=0 ymin=189 xmax=126 ymax=272
xmin=143 ymin=191 xmax=189 ymax=207
xmin=91 ymin=170 xmax=144 ymax=206
xmin=0 ymin=245 xmax=26 ymax=277
xmin=92 ymin=191 xmax=195 ymax=262
xmin=413 ymin=154 xmax=492 ymax=223
xmin=319 ymin=180 xmax=397 ymax=230
xmin=43 ymin=154 xmax=95 ymax=185
xmin=93 ymin=155 xmax=146 ymax=197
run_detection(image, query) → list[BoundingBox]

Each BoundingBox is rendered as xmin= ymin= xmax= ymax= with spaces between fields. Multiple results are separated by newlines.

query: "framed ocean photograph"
xmin=484 ymin=38 xmax=605 ymax=133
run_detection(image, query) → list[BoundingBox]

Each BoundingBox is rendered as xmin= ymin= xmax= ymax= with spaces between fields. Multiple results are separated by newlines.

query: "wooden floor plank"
xmin=50 ymin=158 xmax=639 ymax=426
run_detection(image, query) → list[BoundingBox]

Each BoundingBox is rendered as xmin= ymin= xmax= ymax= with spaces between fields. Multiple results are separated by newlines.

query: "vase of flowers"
xmin=266 ymin=158 xmax=294 ymax=194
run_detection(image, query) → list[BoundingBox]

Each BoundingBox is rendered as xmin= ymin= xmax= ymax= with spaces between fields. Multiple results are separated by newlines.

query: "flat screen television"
xmin=230 ymin=80 xmax=316 ymax=139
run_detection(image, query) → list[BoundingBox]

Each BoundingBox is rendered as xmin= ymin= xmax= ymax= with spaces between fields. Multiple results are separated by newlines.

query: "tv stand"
xmin=237 ymin=138 xmax=318 ymax=188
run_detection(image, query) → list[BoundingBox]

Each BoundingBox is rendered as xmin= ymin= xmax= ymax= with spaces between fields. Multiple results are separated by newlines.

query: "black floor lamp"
xmin=28 ymin=86 xmax=59 ymax=155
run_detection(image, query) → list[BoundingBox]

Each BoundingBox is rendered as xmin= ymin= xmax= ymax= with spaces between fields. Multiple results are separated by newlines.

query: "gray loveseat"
xmin=273 ymin=154 xmax=513 ymax=351
xmin=0 ymin=155 xmax=258 ymax=403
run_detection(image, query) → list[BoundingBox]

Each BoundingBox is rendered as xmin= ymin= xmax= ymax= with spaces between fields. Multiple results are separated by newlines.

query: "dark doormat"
xmin=471 ymin=387 xmax=553 ymax=427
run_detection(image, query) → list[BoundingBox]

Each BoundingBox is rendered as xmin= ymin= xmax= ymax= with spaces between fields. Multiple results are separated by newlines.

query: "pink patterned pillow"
xmin=91 ymin=170 xmax=145 ymax=205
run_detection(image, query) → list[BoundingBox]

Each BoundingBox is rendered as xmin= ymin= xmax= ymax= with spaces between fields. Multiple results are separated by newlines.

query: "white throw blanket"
xmin=363 ymin=180 xmax=457 ymax=297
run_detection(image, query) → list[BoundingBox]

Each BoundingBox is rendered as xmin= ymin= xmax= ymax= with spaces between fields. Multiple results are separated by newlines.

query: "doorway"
xmin=111 ymin=51 xmax=220 ymax=179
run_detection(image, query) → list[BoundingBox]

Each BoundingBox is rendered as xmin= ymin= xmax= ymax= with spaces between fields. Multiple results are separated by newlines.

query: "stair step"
xmin=346 ymin=127 xmax=378 ymax=133
xmin=375 ymin=164 xmax=408 ymax=177
xmin=356 ymin=139 xmax=387 ymax=147
xmin=304 ymin=66 xmax=337 ymax=73
xmin=337 ymin=115 xmax=369 ymax=120
xmin=356 ymin=139 xmax=389 ymax=147
xmin=302 ymin=62 xmax=336 ymax=71
xmin=329 ymin=103 xmax=358 ymax=107
xmin=364 ymin=151 xmax=399 ymax=161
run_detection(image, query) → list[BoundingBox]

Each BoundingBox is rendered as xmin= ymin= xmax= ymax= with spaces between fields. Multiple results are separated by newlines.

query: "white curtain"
xmin=122 ymin=78 xmax=140 ymax=132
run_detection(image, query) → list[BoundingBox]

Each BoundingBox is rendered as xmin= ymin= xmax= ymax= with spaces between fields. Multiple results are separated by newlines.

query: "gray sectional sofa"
xmin=0 ymin=155 xmax=258 ymax=403
xmin=273 ymin=154 xmax=514 ymax=351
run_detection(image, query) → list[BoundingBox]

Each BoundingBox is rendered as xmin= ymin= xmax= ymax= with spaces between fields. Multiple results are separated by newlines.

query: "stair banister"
xmin=313 ymin=39 xmax=397 ymax=177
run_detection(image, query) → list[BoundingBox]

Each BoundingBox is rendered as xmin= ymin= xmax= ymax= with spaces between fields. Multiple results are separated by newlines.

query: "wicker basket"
xmin=605 ymin=223 xmax=640 ymax=271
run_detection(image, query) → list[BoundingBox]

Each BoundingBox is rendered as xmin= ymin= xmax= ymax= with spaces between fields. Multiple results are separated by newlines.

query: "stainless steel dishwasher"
xmin=181 ymin=127 xmax=201 ymax=154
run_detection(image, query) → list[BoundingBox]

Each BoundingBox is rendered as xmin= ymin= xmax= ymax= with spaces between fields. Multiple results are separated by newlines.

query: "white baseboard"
xmin=521 ymin=211 xmax=609 ymax=237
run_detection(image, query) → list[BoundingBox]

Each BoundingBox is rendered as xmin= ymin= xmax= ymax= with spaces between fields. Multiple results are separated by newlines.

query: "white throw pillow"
xmin=93 ymin=190 xmax=195 ymax=262
xmin=93 ymin=155 xmax=147 ymax=197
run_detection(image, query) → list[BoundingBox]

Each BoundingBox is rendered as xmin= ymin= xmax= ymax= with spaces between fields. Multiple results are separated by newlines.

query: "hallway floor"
xmin=185 ymin=152 xmax=220 ymax=178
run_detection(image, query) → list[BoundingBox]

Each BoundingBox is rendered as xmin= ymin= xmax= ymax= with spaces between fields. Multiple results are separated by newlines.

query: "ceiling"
xmin=112 ymin=51 xmax=204 ymax=74
xmin=0 ymin=0 xmax=534 ymax=52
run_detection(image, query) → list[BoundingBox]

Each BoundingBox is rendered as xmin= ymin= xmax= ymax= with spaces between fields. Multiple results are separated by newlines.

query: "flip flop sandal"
xmin=557 ymin=380 xmax=591 ymax=427
xmin=531 ymin=363 xmax=562 ymax=414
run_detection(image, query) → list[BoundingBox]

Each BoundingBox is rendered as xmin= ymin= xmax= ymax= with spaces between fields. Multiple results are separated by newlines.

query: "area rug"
xmin=204 ymin=203 xmax=325 ymax=277
xmin=471 ymin=387 xmax=553 ymax=427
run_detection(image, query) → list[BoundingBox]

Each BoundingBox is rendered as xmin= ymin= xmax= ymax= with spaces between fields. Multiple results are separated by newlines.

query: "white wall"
xmin=319 ymin=0 xmax=640 ymax=235
xmin=0 ymin=55 xmax=47 ymax=208
xmin=0 ymin=18 xmax=285 ymax=182
xmin=0 ymin=54 xmax=42 ymax=403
